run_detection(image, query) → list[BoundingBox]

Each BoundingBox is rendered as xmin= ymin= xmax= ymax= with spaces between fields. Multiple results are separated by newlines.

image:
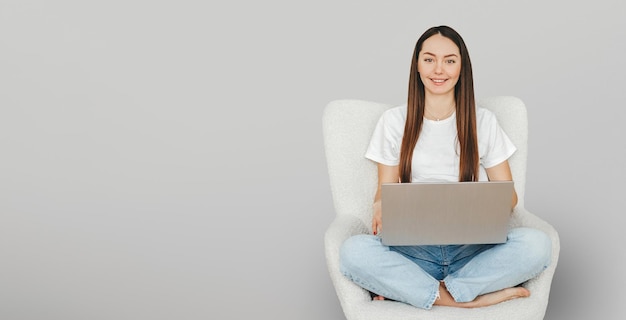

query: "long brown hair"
xmin=399 ymin=26 xmax=479 ymax=183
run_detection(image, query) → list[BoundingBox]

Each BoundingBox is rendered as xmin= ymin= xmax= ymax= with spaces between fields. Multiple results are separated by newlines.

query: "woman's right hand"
xmin=372 ymin=163 xmax=399 ymax=236
xmin=372 ymin=200 xmax=382 ymax=235
xmin=372 ymin=163 xmax=400 ymax=235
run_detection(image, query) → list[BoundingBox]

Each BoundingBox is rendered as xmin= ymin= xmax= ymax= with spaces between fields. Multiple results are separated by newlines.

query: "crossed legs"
xmin=340 ymin=228 xmax=551 ymax=309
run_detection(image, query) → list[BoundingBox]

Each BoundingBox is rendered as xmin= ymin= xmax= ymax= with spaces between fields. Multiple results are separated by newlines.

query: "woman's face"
xmin=417 ymin=34 xmax=462 ymax=97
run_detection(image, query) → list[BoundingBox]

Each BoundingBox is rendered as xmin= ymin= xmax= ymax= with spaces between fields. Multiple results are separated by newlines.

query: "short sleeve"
xmin=478 ymin=109 xmax=517 ymax=168
xmin=364 ymin=107 xmax=405 ymax=166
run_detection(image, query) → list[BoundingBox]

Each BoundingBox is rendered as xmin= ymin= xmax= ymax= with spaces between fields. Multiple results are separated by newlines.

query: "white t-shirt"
xmin=365 ymin=105 xmax=516 ymax=182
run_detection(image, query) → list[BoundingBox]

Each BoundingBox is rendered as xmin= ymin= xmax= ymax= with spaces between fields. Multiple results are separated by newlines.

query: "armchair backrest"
xmin=322 ymin=97 xmax=528 ymax=227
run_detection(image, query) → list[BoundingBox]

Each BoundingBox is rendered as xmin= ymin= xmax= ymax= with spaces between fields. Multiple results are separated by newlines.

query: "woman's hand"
xmin=372 ymin=200 xmax=382 ymax=235
xmin=485 ymin=160 xmax=518 ymax=211
xmin=373 ymin=163 xmax=399 ymax=235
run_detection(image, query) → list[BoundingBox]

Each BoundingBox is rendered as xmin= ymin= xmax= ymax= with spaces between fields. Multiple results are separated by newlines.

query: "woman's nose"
xmin=435 ymin=61 xmax=443 ymax=73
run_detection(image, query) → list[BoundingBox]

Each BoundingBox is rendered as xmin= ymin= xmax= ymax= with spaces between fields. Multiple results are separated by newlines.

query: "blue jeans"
xmin=339 ymin=227 xmax=551 ymax=309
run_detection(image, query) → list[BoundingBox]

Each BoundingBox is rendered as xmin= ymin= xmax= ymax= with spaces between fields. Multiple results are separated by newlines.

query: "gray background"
xmin=1 ymin=1 xmax=625 ymax=319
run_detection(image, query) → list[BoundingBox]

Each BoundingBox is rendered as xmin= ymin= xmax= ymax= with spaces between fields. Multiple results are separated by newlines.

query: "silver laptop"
xmin=380 ymin=181 xmax=514 ymax=246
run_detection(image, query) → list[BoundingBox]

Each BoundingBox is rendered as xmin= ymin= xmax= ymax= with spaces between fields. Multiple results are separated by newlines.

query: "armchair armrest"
xmin=510 ymin=207 xmax=560 ymax=299
xmin=324 ymin=214 xmax=372 ymax=307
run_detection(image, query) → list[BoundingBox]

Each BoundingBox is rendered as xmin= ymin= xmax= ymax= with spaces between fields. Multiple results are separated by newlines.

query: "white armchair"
xmin=322 ymin=97 xmax=560 ymax=320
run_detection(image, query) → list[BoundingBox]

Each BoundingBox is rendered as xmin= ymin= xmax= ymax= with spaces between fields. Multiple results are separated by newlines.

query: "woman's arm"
xmin=372 ymin=163 xmax=400 ymax=235
xmin=485 ymin=160 xmax=518 ymax=210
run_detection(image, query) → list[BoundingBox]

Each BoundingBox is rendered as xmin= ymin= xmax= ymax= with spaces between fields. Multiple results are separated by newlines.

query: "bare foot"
xmin=467 ymin=287 xmax=530 ymax=307
xmin=369 ymin=291 xmax=395 ymax=301
xmin=435 ymin=282 xmax=530 ymax=308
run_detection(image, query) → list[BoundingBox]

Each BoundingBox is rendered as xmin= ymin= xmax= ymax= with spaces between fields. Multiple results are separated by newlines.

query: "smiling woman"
xmin=418 ymin=34 xmax=462 ymax=111
xmin=338 ymin=25 xmax=551 ymax=310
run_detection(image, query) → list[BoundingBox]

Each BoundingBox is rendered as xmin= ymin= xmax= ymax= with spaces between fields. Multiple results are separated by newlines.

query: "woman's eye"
xmin=424 ymin=58 xmax=433 ymax=62
xmin=446 ymin=59 xmax=456 ymax=64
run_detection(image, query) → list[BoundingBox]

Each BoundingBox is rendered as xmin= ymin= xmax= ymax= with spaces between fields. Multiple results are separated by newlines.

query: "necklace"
xmin=425 ymin=104 xmax=455 ymax=121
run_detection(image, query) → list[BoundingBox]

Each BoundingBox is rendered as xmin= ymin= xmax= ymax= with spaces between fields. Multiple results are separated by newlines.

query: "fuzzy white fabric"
xmin=322 ymin=97 xmax=560 ymax=320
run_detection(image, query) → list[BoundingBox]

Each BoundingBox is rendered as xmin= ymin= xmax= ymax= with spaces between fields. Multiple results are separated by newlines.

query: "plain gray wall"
xmin=1 ymin=1 xmax=625 ymax=319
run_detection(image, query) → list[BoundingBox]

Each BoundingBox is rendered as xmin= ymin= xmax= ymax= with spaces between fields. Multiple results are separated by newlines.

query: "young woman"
xmin=339 ymin=25 xmax=552 ymax=310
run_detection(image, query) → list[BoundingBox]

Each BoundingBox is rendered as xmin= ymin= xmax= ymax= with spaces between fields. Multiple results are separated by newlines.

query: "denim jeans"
xmin=339 ymin=227 xmax=551 ymax=309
